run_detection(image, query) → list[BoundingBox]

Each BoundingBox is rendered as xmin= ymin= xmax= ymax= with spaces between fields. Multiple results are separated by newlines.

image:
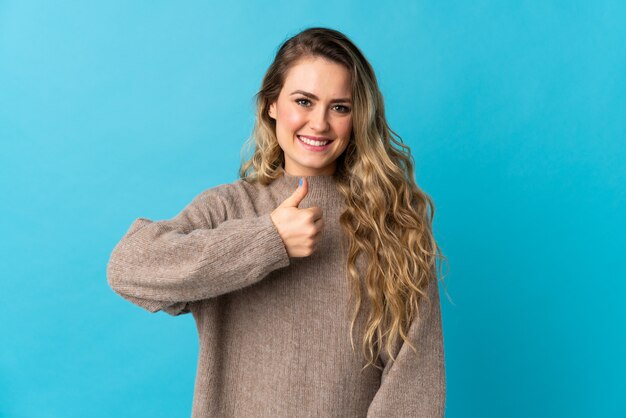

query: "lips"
xmin=296 ymin=135 xmax=334 ymax=151
xmin=297 ymin=135 xmax=333 ymax=142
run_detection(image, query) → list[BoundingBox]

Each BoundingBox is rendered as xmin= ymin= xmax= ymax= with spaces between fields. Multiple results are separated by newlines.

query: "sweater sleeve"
xmin=106 ymin=187 xmax=290 ymax=316
xmin=366 ymin=275 xmax=446 ymax=418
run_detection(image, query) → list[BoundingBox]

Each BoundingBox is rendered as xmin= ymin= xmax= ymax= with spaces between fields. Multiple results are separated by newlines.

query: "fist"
xmin=270 ymin=178 xmax=324 ymax=257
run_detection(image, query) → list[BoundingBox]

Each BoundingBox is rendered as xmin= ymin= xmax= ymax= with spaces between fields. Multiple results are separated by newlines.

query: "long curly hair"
xmin=239 ymin=27 xmax=447 ymax=370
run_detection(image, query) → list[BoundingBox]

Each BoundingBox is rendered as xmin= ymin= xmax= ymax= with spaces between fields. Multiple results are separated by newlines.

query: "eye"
xmin=295 ymin=98 xmax=311 ymax=107
xmin=333 ymin=104 xmax=351 ymax=114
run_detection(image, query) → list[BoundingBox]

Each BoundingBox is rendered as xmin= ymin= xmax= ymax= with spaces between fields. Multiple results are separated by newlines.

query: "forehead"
xmin=282 ymin=57 xmax=352 ymax=96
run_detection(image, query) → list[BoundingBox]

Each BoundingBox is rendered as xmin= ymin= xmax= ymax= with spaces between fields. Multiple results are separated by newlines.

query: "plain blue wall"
xmin=1 ymin=1 xmax=624 ymax=417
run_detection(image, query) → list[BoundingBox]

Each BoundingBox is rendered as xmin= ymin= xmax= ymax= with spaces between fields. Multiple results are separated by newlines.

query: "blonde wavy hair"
xmin=239 ymin=27 xmax=447 ymax=370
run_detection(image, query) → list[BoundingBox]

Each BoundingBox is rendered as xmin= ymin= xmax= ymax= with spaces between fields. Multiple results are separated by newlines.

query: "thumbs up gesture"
xmin=270 ymin=178 xmax=324 ymax=258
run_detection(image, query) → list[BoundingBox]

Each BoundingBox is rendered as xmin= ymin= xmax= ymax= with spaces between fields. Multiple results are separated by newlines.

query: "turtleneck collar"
xmin=273 ymin=166 xmax=344 ymax=204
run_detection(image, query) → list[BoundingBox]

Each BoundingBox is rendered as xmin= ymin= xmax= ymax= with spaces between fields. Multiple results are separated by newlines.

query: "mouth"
xmin=297 ymin=135 xmax=334 ymax=147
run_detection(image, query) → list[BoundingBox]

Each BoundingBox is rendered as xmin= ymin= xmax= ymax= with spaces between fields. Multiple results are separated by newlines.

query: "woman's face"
xmin=268 ymin=56 xmax=353 ymax=176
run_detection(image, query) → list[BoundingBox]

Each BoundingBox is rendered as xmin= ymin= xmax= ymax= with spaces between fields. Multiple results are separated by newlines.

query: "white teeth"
xmin=298 ymin=136 xmax=329 ymax=146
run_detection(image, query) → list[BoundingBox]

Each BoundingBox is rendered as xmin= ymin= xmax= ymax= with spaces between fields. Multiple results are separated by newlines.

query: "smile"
xmin=297 ymin=135 xmax=333 ymax=146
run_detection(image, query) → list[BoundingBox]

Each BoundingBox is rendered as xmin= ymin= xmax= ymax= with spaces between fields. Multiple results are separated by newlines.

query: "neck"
xmin=274 ymin=166 xmax=343 ymax=203
xmin=281 ymin=163 xmax=336 ymax=177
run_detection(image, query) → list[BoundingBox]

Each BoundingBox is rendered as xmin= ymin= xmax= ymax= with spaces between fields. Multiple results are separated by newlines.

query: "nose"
xmin=308 ymin=106 xmax=330 ymax=132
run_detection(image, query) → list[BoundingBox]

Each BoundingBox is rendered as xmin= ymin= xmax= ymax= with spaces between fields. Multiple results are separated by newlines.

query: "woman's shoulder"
xmin=193 ymin=177 xmax=271 ymax=210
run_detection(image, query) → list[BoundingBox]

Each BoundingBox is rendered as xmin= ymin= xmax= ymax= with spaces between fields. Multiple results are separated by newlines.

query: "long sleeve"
xmin=106 ymin=187 xmax=290 ymax=316
xmin=366 ymin=275 xmax=446 ymax=418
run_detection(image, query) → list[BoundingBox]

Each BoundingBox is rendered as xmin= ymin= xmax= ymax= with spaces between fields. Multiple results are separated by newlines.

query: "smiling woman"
xmin=268 ymin=56 xmax=353 ymax=176
xmin=107 ymin=27 xmax=447 ymax=418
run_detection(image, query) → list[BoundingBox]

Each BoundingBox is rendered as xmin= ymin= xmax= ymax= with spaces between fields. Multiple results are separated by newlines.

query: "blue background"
xmin=1 ymin=1 xmax=624 ymax=417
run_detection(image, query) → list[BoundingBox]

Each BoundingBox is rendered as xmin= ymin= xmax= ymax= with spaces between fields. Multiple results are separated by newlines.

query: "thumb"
xmin=279 ymin=177 xmax=308 ymax=208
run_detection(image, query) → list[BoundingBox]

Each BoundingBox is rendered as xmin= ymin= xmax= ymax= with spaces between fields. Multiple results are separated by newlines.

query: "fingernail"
xmin=299 ymin=178 xmax=303 ymax=186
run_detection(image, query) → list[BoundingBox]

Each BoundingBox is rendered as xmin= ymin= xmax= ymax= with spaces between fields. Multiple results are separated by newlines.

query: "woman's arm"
xmin=366 ymin=275 xmax=446 ymax=418
xmin=106 ymin=187 xmax=290 ymax=315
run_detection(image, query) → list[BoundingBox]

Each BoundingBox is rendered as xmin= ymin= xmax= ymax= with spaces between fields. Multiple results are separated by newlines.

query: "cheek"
xmin=278 ymin=104 xmax=306 ymax=130
xmin=336 ymin=118 xmax=353 ymax=137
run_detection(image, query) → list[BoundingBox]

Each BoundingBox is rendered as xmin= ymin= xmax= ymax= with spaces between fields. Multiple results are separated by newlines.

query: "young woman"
xmin=108 ymin=27 xmax=447 ymax=417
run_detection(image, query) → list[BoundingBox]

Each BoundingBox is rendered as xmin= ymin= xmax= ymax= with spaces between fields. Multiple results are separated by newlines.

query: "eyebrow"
xmin=289 ymin=90 xmax=352 ymax=104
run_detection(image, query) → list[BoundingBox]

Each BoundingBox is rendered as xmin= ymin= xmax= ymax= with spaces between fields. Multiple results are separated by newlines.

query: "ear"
xmin=268 ymin=102 xmax=276 ymax=119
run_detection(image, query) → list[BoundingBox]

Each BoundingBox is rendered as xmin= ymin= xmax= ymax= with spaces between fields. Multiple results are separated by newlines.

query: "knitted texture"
xmin=107 ymin=168 xmax=446 ymax=417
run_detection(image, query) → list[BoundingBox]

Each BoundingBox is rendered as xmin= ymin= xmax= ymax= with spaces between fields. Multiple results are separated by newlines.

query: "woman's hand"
xmin=270 ymin=178 xmax=324 ymax=257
